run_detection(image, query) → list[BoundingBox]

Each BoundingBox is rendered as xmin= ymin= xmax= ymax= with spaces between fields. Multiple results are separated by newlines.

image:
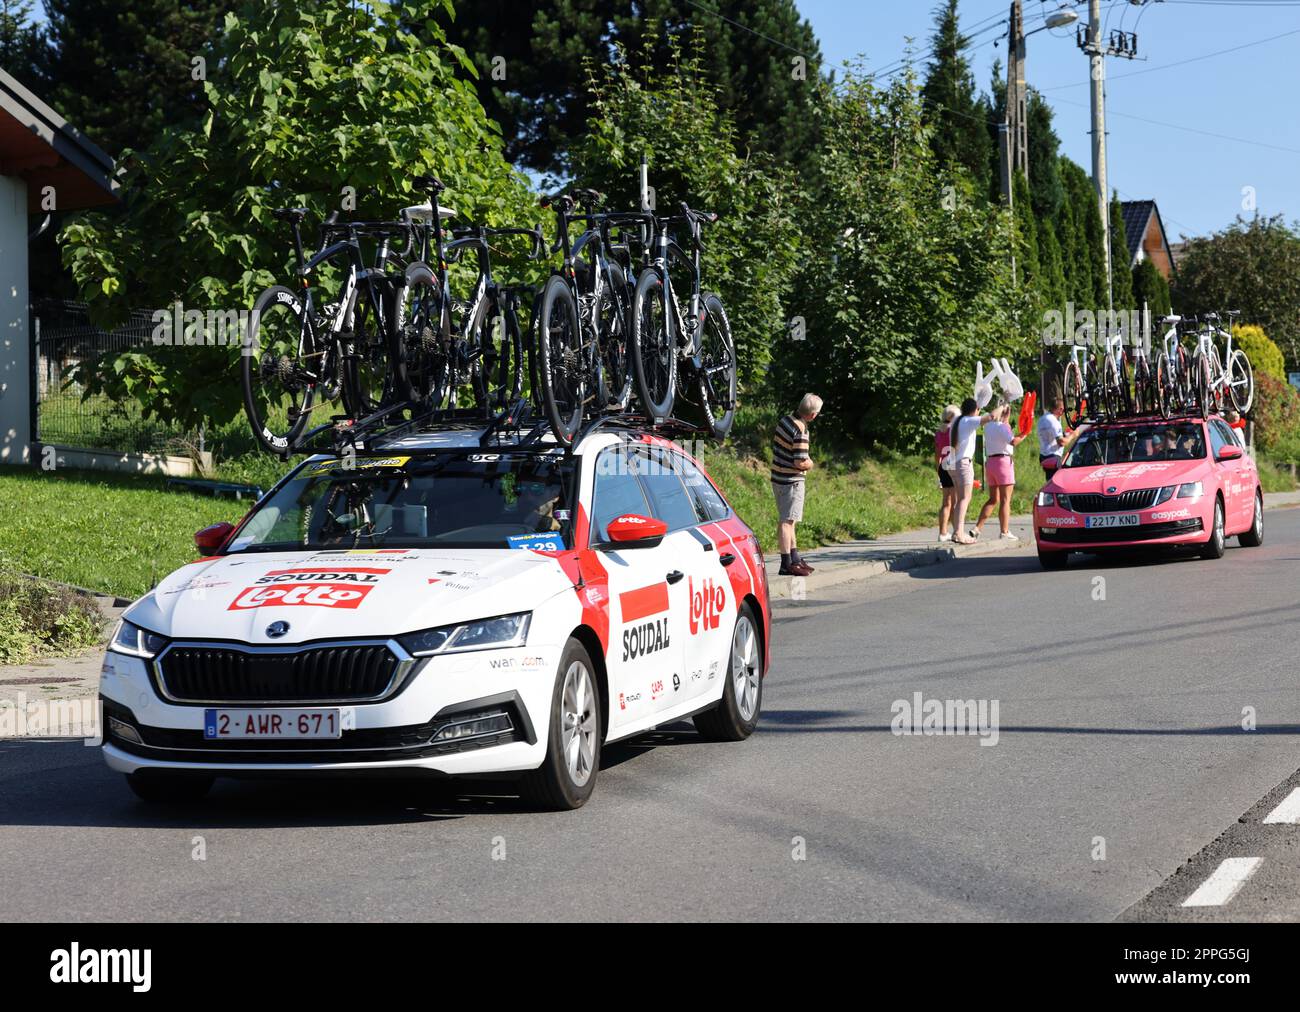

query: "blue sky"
xmin=795 ymin=0 xmax=1300 ymax=240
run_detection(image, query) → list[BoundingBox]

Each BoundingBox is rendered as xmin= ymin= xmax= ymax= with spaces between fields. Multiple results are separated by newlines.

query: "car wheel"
xmin=1037 ymin=548 xmax=1069 ymax=570
xmin=520 ymin=638 xmax=601 ymax=810
xmin=693 ymin=602 xmax=763 ymax=742
xmin=126 ymin=772 xmax=213 ymax=804
xmin=1200 ymin=497 xmax=1226 ymax=559
xmin=1238 ymin=489 xmax=1263 ymax=547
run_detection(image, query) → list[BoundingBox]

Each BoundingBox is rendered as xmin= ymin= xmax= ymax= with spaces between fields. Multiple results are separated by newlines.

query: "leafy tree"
xmin=920 ymin=0 xmax=992 ymax=194
xmin=1131 ymin=257 xmax=1171 ymax=317
xmin=570 ymin=31 xmax=800 ymax=387
xmin=1025 ymin=89 xmax=1064 ymax=222
xmin=1231 ymin=324 xmax=1285 ymax=382
xmin=777 ymin=66 xmax=1022 ymax=450
xmin=1174 ymin=215 xmax=1300 ymax=370
xmin=437 ymin=0 xmax=822 ymax=177
xmin=35 ymin=0 xmax=240 ymax=158
xmin=1058 ymin=158 xmax=1106 ymax=309
xmin=1109 ymin=192 xmax=1134 ymax=310
xmin=0 ymin=0 xmax=41 ymax=87
xmin=60 ymin=0 xmax=534 ymax=431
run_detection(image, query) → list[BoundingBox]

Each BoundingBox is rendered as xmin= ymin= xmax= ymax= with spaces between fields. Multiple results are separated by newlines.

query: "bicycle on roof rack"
xmin=1189 ymin=310 xmax=1253 ymax=418
xmin=242 ymin=207 xmax=414 ymax=456
xmin=533 ymin=188 xmax=640 ymax=444
xmin=391 ymin=175 xmax=545 ymax=417
xmin=629 ymin=201 xmax=737 ymax=439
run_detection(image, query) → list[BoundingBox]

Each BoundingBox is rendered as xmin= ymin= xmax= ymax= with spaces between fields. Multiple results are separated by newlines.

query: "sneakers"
xmin=778 ymin=561 xmax=813 ymax=577
xmin=938 ymin=533 xmax=953 ymax=543
xmin=999 ymin=532 xmax=1020 ymax=541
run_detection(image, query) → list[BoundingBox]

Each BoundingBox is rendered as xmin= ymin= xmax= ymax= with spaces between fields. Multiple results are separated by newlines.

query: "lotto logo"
xmin=228 ymin=583 xmax=374 ymax=610
xmin=689 ymin=576 xmax=726 ymax=634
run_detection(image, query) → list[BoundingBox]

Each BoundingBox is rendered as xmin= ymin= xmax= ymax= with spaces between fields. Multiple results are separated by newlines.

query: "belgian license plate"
xmin=203 ymin=708 xmax=342 ymax=740
xmin=1084 ymin=513 xmax=1140 ymax=529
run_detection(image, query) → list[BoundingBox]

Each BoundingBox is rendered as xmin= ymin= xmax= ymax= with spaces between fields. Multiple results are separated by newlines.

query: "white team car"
xmin=100 ymin=424 xmax=772 ymax=810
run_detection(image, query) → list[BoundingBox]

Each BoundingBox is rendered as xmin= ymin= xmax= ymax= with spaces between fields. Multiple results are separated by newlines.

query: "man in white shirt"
xmin=1037 ymin=397 xmax=1067 ymax=475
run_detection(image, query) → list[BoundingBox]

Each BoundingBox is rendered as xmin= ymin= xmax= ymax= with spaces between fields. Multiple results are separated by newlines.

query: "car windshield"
xmin=1062 ymin=422 xmax=1206 ymax=467
xmin=225 ymin=451 xmax=576 ymax=552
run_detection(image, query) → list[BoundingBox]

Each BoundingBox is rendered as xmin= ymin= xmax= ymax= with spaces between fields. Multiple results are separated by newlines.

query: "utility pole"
xmin=1085 ymin=0 xmax=1111 ymax=311
xmin=999 ymin=1 xmax=1029 ymax=208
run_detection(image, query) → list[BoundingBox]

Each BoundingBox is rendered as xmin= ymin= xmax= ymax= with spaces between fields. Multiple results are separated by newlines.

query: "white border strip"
xmin=1181 ymin=857 xmax=1262 ymax=907
xmin=1263 ymin=787 xmax=1300 ymax=824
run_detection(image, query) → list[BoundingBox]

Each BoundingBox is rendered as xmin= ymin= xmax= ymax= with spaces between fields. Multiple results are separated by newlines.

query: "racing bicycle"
xmin=243 ymin=207 xmax=412 ymax=455
xmin=1190 ymin=311 xmax=1254 ymax=418
xmin=628 ymin=202 xmax=737 ymax=438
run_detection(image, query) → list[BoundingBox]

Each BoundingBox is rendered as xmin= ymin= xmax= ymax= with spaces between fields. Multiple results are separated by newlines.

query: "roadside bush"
xmin=0 ymin=570 xmax=104 ymax=665
xmin=1251 ymin=373 xmax=1300 ymax=454
xmin=1232 ymin=324 xmax=1286 ymax=382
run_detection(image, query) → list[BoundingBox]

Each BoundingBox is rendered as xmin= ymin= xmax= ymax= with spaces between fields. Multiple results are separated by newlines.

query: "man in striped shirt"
xmin=772 ymin=393 xmax=821 ymax=576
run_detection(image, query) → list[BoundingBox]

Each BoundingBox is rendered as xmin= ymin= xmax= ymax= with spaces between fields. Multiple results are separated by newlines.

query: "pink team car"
xmin=1033 ymin=414 xmax=1263 ymax=569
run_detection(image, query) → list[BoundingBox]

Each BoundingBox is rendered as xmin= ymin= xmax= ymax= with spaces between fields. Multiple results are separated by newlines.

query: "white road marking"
xmin=1262 ymin=787 xmax=1300 ymax=825
xmin=1181 ymin=857 xmax=1263 ymax=907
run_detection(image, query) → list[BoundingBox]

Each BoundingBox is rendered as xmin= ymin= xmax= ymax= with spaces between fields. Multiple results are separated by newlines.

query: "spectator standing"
xmin=970 ymin=400 xmax=1026 ymax=541
xmin=771 ymin=394 xmax=821 ymax=576
xmin=947 ymin=398 xmax=993 ymax=545
xmin=1037 ymin=397 xmax=1068 ymax=475
xmin=935 ymin=404 xmax=959 ymax=542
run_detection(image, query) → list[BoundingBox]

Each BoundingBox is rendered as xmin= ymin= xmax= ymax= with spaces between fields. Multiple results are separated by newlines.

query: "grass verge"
xmin=0 ymin=569 xmax=107 ymax=664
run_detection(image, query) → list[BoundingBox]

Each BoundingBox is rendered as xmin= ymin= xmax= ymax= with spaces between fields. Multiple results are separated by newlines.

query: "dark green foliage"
xmin=1174 ymin=215 xmax=1300 ymax=370
xmin=1109 ymin=192 xmax=1135 ymax=310
xmin=437 ymin=0 xmax=822 ymax=176
xmin=1132 ymin=257 xmax=1172 ymax=317
xmin=920 ymin=0 xmax=992 ymax=194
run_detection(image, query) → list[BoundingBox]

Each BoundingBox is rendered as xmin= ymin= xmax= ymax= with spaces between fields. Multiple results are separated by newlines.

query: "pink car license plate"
xmin=1084 ymin=514 xmax=1140 ymax=529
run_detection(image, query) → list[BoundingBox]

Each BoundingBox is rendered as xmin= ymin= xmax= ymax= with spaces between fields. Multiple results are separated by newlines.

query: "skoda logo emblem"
xmin=266 ymin=621 xmax=290 ymax=638
xmin=1106 ymin=486 xmax=1117 ymax=494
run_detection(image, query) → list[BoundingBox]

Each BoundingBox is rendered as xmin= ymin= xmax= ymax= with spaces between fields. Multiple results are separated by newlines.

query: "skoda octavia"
xmin=100 ymin=425 xmax=771 ymax=810
xmin=1033 ymin=414 xmax=1262 ymax=568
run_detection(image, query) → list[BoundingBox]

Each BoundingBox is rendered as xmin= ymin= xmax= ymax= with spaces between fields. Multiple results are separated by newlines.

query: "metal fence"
xmin=32 ymin=300 xmax=194 ymax=454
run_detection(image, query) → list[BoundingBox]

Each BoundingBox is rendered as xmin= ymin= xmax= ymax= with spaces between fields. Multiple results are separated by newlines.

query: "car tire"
xmin=125 ymin=772 xmax=213 ymax=804
xmin=1037 ymin=548 xmax=1069 ymax=570
xmin=520 ymin=638 xmax=601 ymax=811
xmin=694 ymin=602 xmax=763 ymax=742
xmin=1200 ymin=497 xmax=1226 ymax=559
xmin=1238 ymin=489 xmax=1263 ymax=547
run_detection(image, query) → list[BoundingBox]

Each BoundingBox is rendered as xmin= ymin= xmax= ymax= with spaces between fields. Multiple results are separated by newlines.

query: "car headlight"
xmin=1154 ymin=485 xmax=1176 ymax=505
xmin=399 ymin=612 xmax=532 ymax=657
xmin=109 ymin=620 xmax=168 ymax=659
xmin=1036 ymin=491 xmax=1054 ymax=507
xmin=1056 ymin=494 xmax=1072 ymax=512
xmin=1177 ymin=481 xmax=1203 ymax=499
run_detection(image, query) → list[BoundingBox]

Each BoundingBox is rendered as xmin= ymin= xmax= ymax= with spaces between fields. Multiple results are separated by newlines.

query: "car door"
xmin=589 ymin=444 xmax=688 ymax=735
xmin=632 ymin=445 xmax=733 ymax=711
xmin=1207 ymin=419 xmax=1242 ymax=531
xmin=1211 ymin=418 xmax=1251 ymax=530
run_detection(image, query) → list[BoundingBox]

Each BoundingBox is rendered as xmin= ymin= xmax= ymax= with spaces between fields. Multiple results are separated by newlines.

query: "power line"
xmin=1051 ymin=94 xmax=1300 ymax=154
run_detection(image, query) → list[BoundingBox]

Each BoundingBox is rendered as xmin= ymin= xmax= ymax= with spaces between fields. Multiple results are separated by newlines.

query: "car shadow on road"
xmin=754 ymin=709 xmax=1300 ymax=737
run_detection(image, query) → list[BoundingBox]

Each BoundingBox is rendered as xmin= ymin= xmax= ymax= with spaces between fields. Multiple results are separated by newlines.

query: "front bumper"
xmin=98 ymin=642 xmax=560 ymax=777
xmin=1033 ymin=505 xmax=1207 ymax=550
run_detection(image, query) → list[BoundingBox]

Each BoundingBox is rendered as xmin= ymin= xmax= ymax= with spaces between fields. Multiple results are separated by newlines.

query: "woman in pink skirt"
xmin=970 ymin=400 xmax=1026 ymax=541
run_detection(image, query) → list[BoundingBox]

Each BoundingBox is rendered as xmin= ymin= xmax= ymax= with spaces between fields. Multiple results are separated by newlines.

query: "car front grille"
xmin=1063 ymin=488 xmax=1161 ymax=513
xmin=156 ymin=643 xmax=405 ymax=703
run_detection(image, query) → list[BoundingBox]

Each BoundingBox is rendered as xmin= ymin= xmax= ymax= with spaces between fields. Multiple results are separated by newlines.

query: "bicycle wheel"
xmin=1102 ymin=356 xmax=1121 ymax=420
xmin=1062 ymin=360 xmax=1086 ymax=428
xmin=1153 ymin=352 xmax=1172 ymax=419
xmin=1118 ymin=351 xmax=1134 ymax=416
xmin=470 ymin=290 xmax=524 ymax=412
xmin=340 ymin=283 xmax=395 ymax=419
xmin=1132 ymin=356 xmax=1152 ymax=416
xmin=1226 ymin=348 xmax=1254 ymax=414
xmin=1208 ymin=347 xmax=1225 ymax=414
xmin=1192 ymin=351 xmax=1212 ymax=419
xmin=390 ymin=263 xmax=452 ymax=410
xmin=242 ymin=285 xmax=318 ymax=455
xmin=697 ymin=292 xmax=737 ymax=439
xmin=1173 ymin=345 xmax=1192 ymax=413
xmin=630 ymin=267 xmax=676 ymax=422
xmin=536 ymin=274 xmax=585 ymax=443
xmin=597 ymin=262 xmax=632 ymax=411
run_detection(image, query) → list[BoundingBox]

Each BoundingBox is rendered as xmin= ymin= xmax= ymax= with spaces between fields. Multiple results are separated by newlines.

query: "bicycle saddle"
xmin=414 ymin=174 xmax=446 ymax=194
xmin=272 ymin=207 xmax=309 ymax=223
xmin=401 ymin=203 xmax=456 ymax=223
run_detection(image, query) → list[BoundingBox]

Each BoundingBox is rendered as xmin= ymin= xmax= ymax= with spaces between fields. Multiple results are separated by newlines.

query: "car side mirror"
xmin=194 ymin=521 xmax=235 ymax=556
xmin=604 ymin=513 xmax=667 ymax=549
xmin=1216 ymin=444 xmax=1243 ymax=462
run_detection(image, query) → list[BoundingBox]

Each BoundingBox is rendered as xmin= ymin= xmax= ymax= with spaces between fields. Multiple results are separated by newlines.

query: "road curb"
xmin=767 ymin=490 xmax=1300 ymax=601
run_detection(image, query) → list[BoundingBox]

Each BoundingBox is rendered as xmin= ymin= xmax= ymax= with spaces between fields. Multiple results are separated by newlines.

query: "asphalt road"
xmin=3 ymin=508 xmax=1299 ymax=922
